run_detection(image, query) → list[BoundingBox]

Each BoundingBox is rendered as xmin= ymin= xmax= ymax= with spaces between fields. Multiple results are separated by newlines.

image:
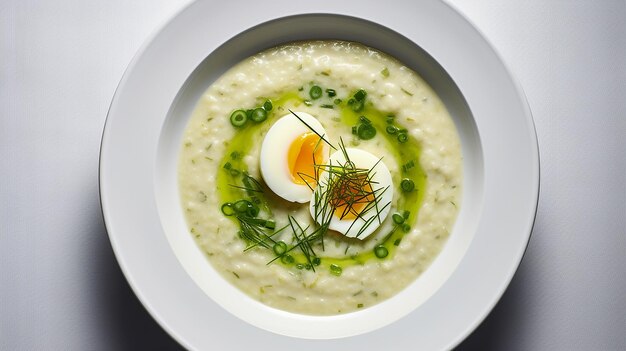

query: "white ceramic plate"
xmin=100 ymin=0 xmax=539 ymax=349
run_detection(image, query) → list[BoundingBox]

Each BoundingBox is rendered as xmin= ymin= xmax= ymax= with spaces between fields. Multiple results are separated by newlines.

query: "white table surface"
xmin=1 ymin=1 xmax=625 ymax=350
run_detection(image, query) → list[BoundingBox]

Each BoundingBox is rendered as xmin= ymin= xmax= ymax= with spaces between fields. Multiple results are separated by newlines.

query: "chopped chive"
xmin=230 ymin=151 xmax=240 ymax=160
xmin=401 ymin=88 xmax=414 ymax=96
xmin=333 ymin=98 xmax=342 ymax=105
xmin=312 ymin=257 xmax=321 ymax=266
xmin=402 ymin=224 xmax=411 ymax=232
xmin=246 ymin=203 xmax=259 ymax=217
xmin=230 ymin=110 xmax=248 ymax=127
xmin=386 ymin=117 xmax=394 ymax=124
xmin=357 ymin=303 xmax=364 ymax=308
xmin=359 ymin=116 xmax=371 ymax=124
xmin=401 ymin=179 xmax=415 ymax=192
xmin=309 ymin=85 xmax=323 ymax=99
xmin=402 ymin=160 xmax=415 ymax=172
xmin=374 ymin=245 xmax=388 ymax=258
xmin=326 ymin=88 xmax=336 ymax=97
xmin=263 ymin=99 xmax=273 ymax=111
xmin=296 ymin=263 xmax=305 ymax=270
xmin=273 ymin=241 xmax=287 ymax=255
xmin=403 ymin=210 xmax=410 ymax=219
xmin=221 ymin=203 xmax=235 ymax=216
xmin=223 ymin=162 xmax=232 ymax=170
xmin=352 ymin=126 xmax=358 ymax=135
xmin=354 ymin=89 xmax=367 ymax=101
xmin=250 ymin=107 xmax=267 ymax=122
xmin=330 ymin=264 xmax=343 ymax=276
xmin=392 ymin=213 xmax=405 ymax=224
xmin=264 ymin=220 xmax=276 ymax=229
xmin=229 ymin=169 xmax=240 ymax=177
xmin=321 ymin=104 xmax=334 ymax=109
xmin=393 ymin=238 xmax=402 ymax=246
xmin=381 ymin=67 xmax=390 ymax=77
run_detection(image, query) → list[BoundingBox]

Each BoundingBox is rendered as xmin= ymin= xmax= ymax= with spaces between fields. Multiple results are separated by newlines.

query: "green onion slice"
xmin=250 ymin=107 xmax=267 ymax=122
xmin=281 ymin=255 xmax=294 ymax=264
xmin=386 ymin=125 xmax=398 ymax=134
xmin=397 ymin=132 xmax=408 ymax=143
xmin=374 ymin=245 xmax=389 ymax=258
xmin=309 ymin=85 xmax=323 ymax=99
xmin=221 ymin=203 xmax=235 ymax=216
xmin=357 ymin=124 xmax=376 ymax=140
xmin=273 ymin=241 xmax=287 ymax=255
xmin=392 ymin=213 xmax=405 ymax=224
xmin=401 ymin=178 xmax=415 ymax=192
xmin=233 ymin=200 xmax=249 ymax=213
xmin=230 ymin=109 xmax=248 ymax=127
xmin=330 ymin=264 xmax=343 ymax=276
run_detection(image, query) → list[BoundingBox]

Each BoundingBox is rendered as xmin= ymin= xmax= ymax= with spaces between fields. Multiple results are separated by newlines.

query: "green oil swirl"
xmin=215 ymin=90 xmax=426 ymax=271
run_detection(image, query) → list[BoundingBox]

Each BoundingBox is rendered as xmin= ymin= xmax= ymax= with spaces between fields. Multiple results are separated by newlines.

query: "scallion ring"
xmin=273 ymin=241 xmax=287 ymax=256
xmin=220 ymin=203 xmax=235 ymax=216
xmin=374 ymin=245 xmax=389 ymax=259
xmin=397 ymin=132 xmax=408 ymax=143
xmin=392 ymin=213 xmax=405 ymax=224
xmin=357 ymin=124 xmax=376 ymax=140
xmin=330 ymin=264 xmax=343 ymax=276
xmin=250 ymin=107 xmax=267 ymax=122
xmin=401 ymin=178 xmax=415 ymax=192
xmin=233 ymin=199 xmax=251 ymax=214
xmin=230 ymin=109 xmax=248 ymax=127
xmin=309 ymin=85 xmax=323 ymax=100
xmin=281 ymin=254 xmax=294 ymax=264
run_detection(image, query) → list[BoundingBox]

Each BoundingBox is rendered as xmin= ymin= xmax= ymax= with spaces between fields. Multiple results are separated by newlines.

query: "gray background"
xmin=1 ymin=0 xmax=625 ymax=350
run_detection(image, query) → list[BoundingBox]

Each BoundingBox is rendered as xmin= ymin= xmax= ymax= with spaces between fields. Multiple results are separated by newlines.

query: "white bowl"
xmin=100 ymin=1 xmax=539 ymax=349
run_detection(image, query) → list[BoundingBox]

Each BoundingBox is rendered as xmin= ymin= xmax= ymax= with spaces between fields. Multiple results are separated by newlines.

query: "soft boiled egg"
xmin=260 ymin=111 xmax=329 ymax=203
xmin=309 ymin=148 xmax=393 ymax=239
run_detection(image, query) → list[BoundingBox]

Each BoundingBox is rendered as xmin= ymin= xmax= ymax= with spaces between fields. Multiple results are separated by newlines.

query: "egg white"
xmin=309 ymin=148 xmax=393 ymax=239
xmin=260 ymin=112 xmax=328 ymax=203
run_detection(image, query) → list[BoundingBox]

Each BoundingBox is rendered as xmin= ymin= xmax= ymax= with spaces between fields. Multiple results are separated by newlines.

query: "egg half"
xmin=309 ymin=148 xmax=393 ymax=239
xmin=260 ymin=112 xmax=329 ymax=203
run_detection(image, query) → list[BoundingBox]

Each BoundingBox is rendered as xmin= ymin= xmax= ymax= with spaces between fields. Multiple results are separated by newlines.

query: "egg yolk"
xmin=288 ymin=132 xmax=324 ymax=185
xmin=329 ymin=173 xmax=375 ymax=220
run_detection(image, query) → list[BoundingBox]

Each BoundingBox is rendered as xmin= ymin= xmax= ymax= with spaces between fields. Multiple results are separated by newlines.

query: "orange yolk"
xmin=287 ymin=132 xmax=324 ymax=185
xmin=329 ymin=174 xmax=375 ymax=220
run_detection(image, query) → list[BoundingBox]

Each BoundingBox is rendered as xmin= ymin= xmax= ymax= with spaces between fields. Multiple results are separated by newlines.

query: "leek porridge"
xmin=178 ymin=41 xmax=462 ymax=315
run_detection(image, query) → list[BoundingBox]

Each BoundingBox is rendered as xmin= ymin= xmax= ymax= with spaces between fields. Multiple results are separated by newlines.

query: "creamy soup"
xmin=178 ymin=41 xmax=462 ymax=315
